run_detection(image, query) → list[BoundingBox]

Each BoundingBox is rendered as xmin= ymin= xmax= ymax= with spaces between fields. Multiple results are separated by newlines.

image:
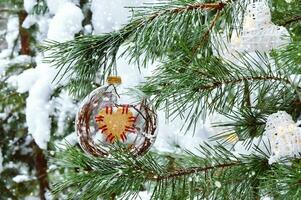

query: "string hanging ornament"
xmin=213 ymin=0 xmax=290 ymax=58
xmin=75 ymin=76 xmax=158 ymax=157
xmin=264 ymin=111 xmax=301 ymax=164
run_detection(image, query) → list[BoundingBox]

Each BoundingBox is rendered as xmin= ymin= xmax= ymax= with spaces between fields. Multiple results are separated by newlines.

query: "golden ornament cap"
xmin=107 ymin=76 xmax=122 ymax=85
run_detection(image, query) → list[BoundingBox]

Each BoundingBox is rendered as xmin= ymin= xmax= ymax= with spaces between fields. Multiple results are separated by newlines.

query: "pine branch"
xmin=0 ymin=0 xmax=23 ymax=9
xmin=272 ymin=0 xmax=301 ymax=42
xmin=211 ymin=81 xmax=301 ymax=147
xmin=274 ymin=41 xmax=301 ymax=66
xmin=0 ymin=8 xmax=19 ymax=13
xmin=51 ymin=143 xmax=271 ymax=199
xmin=41 ymin=0 xmax=238 ymax=98
xmin=141 ymin=52 xmax=300 ymax=131
xmin=261 ymin=160 xmax=301 ymax=199
xmin=31 ymin=0 xmax=48 ymax=15
xmin=0 ymin=180 xmax=18 ymax=200
xmin=191 ymin=9 xmax=222 ymax=54
xmin=151 ymin=162 xmax=237 ymax=180
xmin=280 ymin=16 xmax=301 ymax=26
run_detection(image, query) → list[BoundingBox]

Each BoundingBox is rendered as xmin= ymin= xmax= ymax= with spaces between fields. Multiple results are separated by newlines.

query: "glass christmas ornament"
xmin=264 ymin=111 xmax=301 ymax=164
xmin=76 ymin=77 xmax=157 ymax=156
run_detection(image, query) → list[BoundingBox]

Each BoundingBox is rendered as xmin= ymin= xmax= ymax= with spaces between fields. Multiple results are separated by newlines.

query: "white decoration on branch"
xmin=239 ymin=0 xmax=290 ymax=52
xmin=264 ymin=111 xmax=301 ymax=164
xmin=213 ymin=0 xmax=290 ymax=58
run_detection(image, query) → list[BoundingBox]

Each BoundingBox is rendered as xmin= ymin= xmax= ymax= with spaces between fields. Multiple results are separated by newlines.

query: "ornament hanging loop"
xmin=107 ymin=76 xmax=122 ymax=98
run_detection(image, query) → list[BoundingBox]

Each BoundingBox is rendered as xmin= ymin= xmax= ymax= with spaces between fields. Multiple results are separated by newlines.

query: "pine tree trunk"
xmin=18 ymin=10 xmax=31 ymax=55
xmin=32 ymin=142 xmax=50 ymax=200
xmin=18 ymin=9 xmax=49 ymax=199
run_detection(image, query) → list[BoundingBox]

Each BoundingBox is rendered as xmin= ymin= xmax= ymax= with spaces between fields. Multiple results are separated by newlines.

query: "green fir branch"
xmin=261 ymin=159 xmax=301 ymax=199
xmin=272 ymin=0 xmax=301 ymax=40
xmin=52 ymin=143 xmax=271 ymax=200
xmin=211 ymin=83 xmax=301 ymax=146
xmin=31 ymin=0 xmax=48 ymax=15
xmin=41 ymin=0 xmax=240 ymax=98
xmin=272 ymin=0 xmax=301 ymax=26
xmin=141 ymin=52 xmax=300 ymax=131
xmin=274 ymin=41 xmax=301 ymax=66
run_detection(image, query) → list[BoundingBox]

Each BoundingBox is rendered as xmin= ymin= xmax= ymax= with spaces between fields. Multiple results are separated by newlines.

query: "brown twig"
xmin=149 ymin=162 xmax=239 ymax=181
xmin=148 ymin=2 xmax=226 ymax=21
xmin=196 ymin=75 xmax=292 ymax=92
xmin=192 ymin=9 xmax=223 ymax=54
xmin=280 ymin=16 xmax=301 ymax=26
xmin=169 ymin=2 xmax=226 ymax=13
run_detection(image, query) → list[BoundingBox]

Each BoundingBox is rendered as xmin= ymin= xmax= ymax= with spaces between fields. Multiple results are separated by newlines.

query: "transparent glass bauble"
xmin=76 ymin=84 xmax=157 ymax=156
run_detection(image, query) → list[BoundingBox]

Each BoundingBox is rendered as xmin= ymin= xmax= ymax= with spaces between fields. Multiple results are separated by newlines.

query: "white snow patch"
xmin=24 ymin=0 xmax=37 ymax=13
xmin=0 ymin=113 xmax=6 ymax=120
xmin=91 ymin=0 xmax=156 ymax=34
xmin=152 ymin=111 xmax=211 ymax=155
xmin=25 ymin=197 xmax=39 ymax=200
xmin=13 ymin=55 xmax=32 ymax=64
xmin=23 ymin=15 xmax=38 ymax=29
xmin=56 ymin=133 xmax=78 ymax=150
xmin=261 ymin=196 xmax=273 ymax=200
xmin=7 ymin=68 xmax=37 ymax=92
xmin=215 ymin=181 xmax=222 ymax=188
xmin=46 ymin=0 xmax=78 ymax=15
xmin=25 ymin=62 xmax=57 ymax=149
xmin=54 ymin=91 xmax=77 ymax=135
xmin=45 ymin=189 xmax=53 ymax=200
xmin=5 ymin=16 xmax=19 ymax=51
xmin=47 ymin=2 xmax=84 ymax=42
xmin=84 ymin=24 xmax=92 ymax=34
xmin=0 ymin=49 xmax=11 ymax=59
xmin=13 ymin=55 xmax=56 ymax=149
xmin=120 ymin=191 xmax=151 ymax=200
xmin=13 ymin=175 xmax=34 ymax=183
xmin=0 ymin=59 xmax=9 ymax=75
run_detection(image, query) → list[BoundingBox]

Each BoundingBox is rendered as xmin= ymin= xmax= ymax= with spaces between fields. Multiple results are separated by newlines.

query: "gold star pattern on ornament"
xmin=95 ymin=105 xmax=137 ymax=143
